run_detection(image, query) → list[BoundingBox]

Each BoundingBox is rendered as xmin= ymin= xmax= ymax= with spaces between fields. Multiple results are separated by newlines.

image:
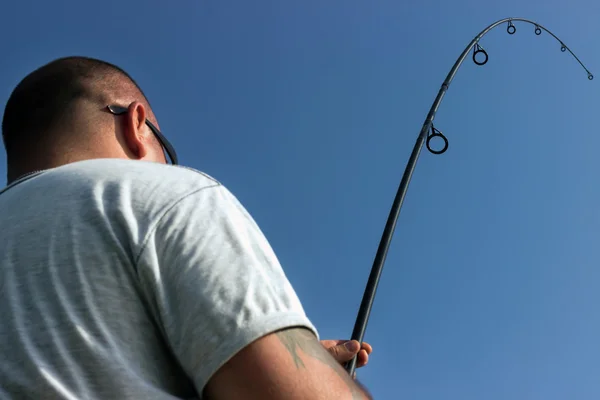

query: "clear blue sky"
xmin=1 ymin=1 xmax=599 ymax=398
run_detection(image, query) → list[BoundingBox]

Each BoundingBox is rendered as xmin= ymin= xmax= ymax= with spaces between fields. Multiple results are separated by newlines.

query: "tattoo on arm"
xmin=277 ymin=330 xmax=306 ymax=369
xmin=276 ymin=329 xmax=369 ymax=399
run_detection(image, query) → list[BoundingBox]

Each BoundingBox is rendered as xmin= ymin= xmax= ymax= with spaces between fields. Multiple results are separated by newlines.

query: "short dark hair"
xmin=2 ymin=56 xmax=148 ymax=164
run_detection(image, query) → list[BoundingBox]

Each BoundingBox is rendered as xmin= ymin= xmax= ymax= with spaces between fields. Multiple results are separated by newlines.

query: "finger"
xmin=322 ymin=340 xmax=373 ymax=353
xmin=361 ymin=342 xmax=373 ymax=354
xmin=327 ymin=340 xmax=361 ymax=363
xmin=356 ymin=349 xmax=370 ymax=368
xmin=320 ymin=340 xmax=343 ymax=350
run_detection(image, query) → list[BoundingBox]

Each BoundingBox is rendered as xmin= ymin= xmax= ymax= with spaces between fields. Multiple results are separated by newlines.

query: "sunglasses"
xmin=107 ymin=105 xmax=178 ymax=165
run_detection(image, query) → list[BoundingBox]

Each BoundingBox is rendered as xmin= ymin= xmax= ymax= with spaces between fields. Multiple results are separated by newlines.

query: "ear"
xmin=120 ymin=101 xmax=149 ymax=160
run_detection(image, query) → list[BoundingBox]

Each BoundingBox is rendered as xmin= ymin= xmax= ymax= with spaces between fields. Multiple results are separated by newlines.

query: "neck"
xmin=7 ymin=169 xmax=47 ymax=184
xmin=7 ymin=165 xmax=55 ymax=185
xmin=7 ymin=153 xmax=90 ymax=185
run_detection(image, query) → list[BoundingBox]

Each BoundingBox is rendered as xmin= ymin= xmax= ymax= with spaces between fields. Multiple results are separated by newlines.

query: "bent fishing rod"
xmin=345 ymin=17 xmax=593 ymax=376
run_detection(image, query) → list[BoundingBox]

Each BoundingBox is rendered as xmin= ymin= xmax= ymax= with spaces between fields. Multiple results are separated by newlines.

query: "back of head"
xmin=2 ymin=56 xmax=152 ymax=182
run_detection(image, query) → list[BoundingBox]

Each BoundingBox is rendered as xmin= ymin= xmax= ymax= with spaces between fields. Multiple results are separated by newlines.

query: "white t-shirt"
xmin=0 ymin=159 xmax=318 ymax=399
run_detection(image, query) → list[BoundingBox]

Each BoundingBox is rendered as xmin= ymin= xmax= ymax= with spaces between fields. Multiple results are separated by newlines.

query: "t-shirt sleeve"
xmin=135 ymin=183 xmax=318 ymax=395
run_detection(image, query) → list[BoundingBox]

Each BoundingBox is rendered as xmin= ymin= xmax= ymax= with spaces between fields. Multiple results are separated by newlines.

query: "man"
xmin=0 ymin=57 xmax=373 ymax=399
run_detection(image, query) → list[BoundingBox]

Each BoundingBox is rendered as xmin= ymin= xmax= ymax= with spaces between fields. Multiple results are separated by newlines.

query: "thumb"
xmin=328 ymin=340 xmax=361 ymax=363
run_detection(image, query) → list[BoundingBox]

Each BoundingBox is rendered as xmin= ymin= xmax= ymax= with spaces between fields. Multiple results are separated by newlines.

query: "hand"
xmin=321 ymin=339 xmax=373 ymax=369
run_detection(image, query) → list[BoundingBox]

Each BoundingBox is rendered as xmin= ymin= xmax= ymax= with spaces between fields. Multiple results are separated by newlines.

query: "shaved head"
xmin=2 ymin=56 xmax=166 ymax=182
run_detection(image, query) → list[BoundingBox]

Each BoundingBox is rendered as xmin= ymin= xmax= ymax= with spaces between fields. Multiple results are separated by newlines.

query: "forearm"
xmin=204 ymin=328 xmax=373 ymax=399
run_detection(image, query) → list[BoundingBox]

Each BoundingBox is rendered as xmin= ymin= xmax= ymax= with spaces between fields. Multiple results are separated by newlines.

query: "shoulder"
xmin=51 ymin=159 xmax=222 ymax=201
xmin=64 ymin=158 xmax=220 ymax=185
xmin=24 ymin=159 xmax=231 ymax=229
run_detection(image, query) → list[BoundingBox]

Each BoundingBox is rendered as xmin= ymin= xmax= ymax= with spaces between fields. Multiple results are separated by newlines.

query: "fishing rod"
xmin=345 ymin=17 xmax=593 ymax=377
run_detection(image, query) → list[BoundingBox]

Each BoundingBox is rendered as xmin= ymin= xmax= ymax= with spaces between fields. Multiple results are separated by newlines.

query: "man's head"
xmin=2 ymin=56 xmax=178 ymax=183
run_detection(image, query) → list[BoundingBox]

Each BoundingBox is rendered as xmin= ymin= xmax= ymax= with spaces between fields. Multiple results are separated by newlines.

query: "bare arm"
xmin=203 ymin=328 xmax=372 ymax=400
